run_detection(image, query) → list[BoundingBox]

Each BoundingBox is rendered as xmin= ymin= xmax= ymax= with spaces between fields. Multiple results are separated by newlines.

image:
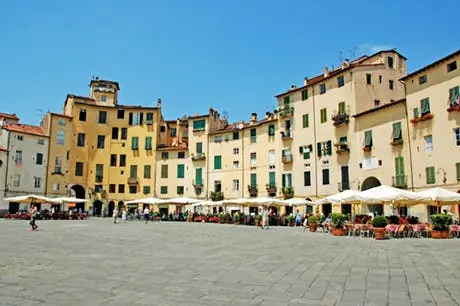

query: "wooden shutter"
xmin=392 ymin=122 xmax=402 ymax=140
xmin=317 ymin=143 xmax=322 ymax=157
xmin=177 ymin=164 xmax=184 ymax=178
xmin=326 ymin=140 xmax=332 ymax=155
xmin=269 ymin=172 xmax=275 ymax=185
xmin=128 ymin=113 xmax=133 ymax=125
xmin=195 ymin=168 xmax=202 ymax=185
xmin=250 ymin=173 xmax=257 ymax=186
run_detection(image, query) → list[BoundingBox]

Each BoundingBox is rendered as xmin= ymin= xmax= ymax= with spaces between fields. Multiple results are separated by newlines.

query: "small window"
xmin=57 ymin=119 xmax=66 ymax=126
xmin=130 ymin=165 xmax=138 ymax=178
xmin=337 ymin=76 xmax=344 ymax=87
xmin=302 ymin=114 xmax=309 ymax=128
xmin=268 ymin=124 xmax=275 ymax=136
xmin=145 ymin=136 xmax=152 ymax=150
xmin=250 ymin=128 xmax=257 ymax=143
xmin=196 ymin=142 xmax=203 ymax=154
xmin=118 ymin=184 xmax=125 ymax=193
xmin=322 ymin=169 xmax=330 ymax=185
xmin=193 ymin=119 xmax=206 ymax=131
xmin=112 ymin=127 xmax=119 ymax=140
xmin=233 ymin=161 xmax=239 ymax=169
xmin=320 ymin=108 xmax=327 ymax=123
xmin=424 ymin=135 xmax=433 ymax=152
xmin=101 ymin=95 xmax=107 ymax=102
xmin=214 ymin=156 xmax=222 ymax=170
xmin=301 ymin=89 xmax=308 ymax=100
xmin=170 ymin=128 xmax=177 ymax=137
xmin=233 ymin=148 xmax=239 ymax=155
xmin=364 ymin=130 xmax=373 ymax=147
xmin=161 ymin=152 xmax=169 ymax=160
xmin=57 ymin=130 xmax=65 ymax=145
xmin=17 ymin=135 xmax=23 ymax=141
xmin=160 ymin=186 xmax=168 ymax=194
xmin=121 ymin=128 xmax=127 ymax=140
xmin=304 ymin=171 xmax=311 ymax=186
xmin=98 ymin=111 xmax=107 ymax=124
xmin=97 ymin=135 xmax=105 ymax=149
xmin=233 ymin=179 xmax=240 ymax=191
xmin=374 ymin=100 xmax=381 ymax=107
xmin=144 ymin=165 xmax=151 ymax=179
xmin=160 ymin=126 xmax=166 ymax=132
xmin=36 ymin=153 xmax=43 ymax=165
xmin=119 ymin=154 xmax=126 ymax=167
xmin=366 ymin=74 xmax=372 ymax=85
xmin=161 ymin=165 xmax=168 ymax=178
xmin=320 ymin=84 xmax=326 ymax=94
xmin=420 ymin=98 xmax=430 ymax=115
xmin=146 ymin=112 xmax=154 ymax=125
xmin=232 ymin=131 xmax=239 ymax=140
xmin=34 ymin=177 xmax=41 ymax=188
xmin=77 ymin=133 xmax=85 ymax=147
xmin=131 ymin=137 xmax=139 ymax=150
xmin=177 ymin=164 xmax=185 ymax=178
xmin=379 ymin=75 xmax=382 ymax=83
xmin=447 ymin=61 xmax=457 ymax=73
xmin=129 ymin=186 xmax=137 ymax=194
xmin=214 ymin=135 xmax=222 ymax=143
xmin=455 ymin=128 xmax=460 ymax=146
xmin=177 ymin=186 xmax=184 ymax=195
xmin=75 ymin=162 xmax=84 ymax=176
xmin=388 ymin=56 xmax=394 ymax=69
xmin=109 ymin=184 xmax=116 ymax=193
xmin=392 ymin=122 xmax=402 ymax=141
xmin=117 ymin=109 xmax=125 ymax=119
xmin=110 ymin=154 xmax=117 ymax=167
xmin=143 ymin=186 xmax=151 ymax=195
xmin=37 ymin=139 xmax=45 ymax=145
xmin=425 ymin=166 xmax=436 ymax=184
xmin=178 ymin=151 xmax=185 ymax=159
xmin=250 ymin=152 xmax=256 ymax=165
xmin=419 ymin=75 xmax=427 ymax=85
xmin=389 ymin=80 xmax=394 ymax=90
xmin=79 ymin=109 xmax=87 ymax=121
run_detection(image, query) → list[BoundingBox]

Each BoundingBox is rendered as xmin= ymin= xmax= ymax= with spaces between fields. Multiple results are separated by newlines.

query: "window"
xmin=413 ymin=107 xmax=420 ymax=119
xmin=77 ymin=133 xmax=85 ymax=146
xmin=160 ymin=186 xmax=168 ymax=194
xmin=109 ymin=184 xmax=116 ymax=193
xmin=57 ymin=119 xmax=66 ymax=126
xmin=379 ymin=75 xmax=382 ymax=83
xmin=36 ymin=153 xmax=43 ymax=165
xmin=388 ymin=56 xmax=394 ymax=69
xmin=322 ymin=169 xmax=330 ymax=185
xmin=13 ymin=174 xmax=20 ymax=187
xmin=193 ymin=119 xmax=205 ymax=131
xmin=118 ymin=184 xmax=125 ymax=193
xmin=320 ymin=84 xmax=326 ymax=94
xmin=250 ymin=128 xmax=257 ymax=143
xmin=97 ymin=135 xmax=105 ymax=149
xmin=160 ymin=126 xmax=166 ymax=132
xmin=178 ymin=151 xmax=185 ymax=159
xmin=449 ymin=86 xmax=460 ymax=107
xmin=214 ymin=180 xmax=222 ymax=192
xmin=268 ymin=172 xmax=276 ymax=186
xmin=79 ymin=109 xmax=87 ymax=121
xmin=233 ymin=148 xmax=239 ymax=155
xmin=337 ymin=76 xmax=344 ymax=87
xmin=14 ymin=150 xmax=22 ymax=165
xmin=338 ymin=102 xmax=346 ymax=115
xmin=455 ymin=128 xmax=460 ymax=146
xmin=129 ymin=186 xmax=137 ymax=194
xmin=66 ymin=150 xmax=70 ymax=160
xmin=170 ymin=128 xmax=177 ymax=137
xmin=320 ymin=108 xmax=327 ymax=123
xmin=364 ymin=130 xmax=373 ymax=147
xmin=301 ymin=89 xmax=308 ymax=100
xmin=366 ymin=74 xmax=372 ymax=85
xmin=38 ymin=139 xmax=45 ymax=145
xmin=57 ymin=130 xmax=65 ymax=145
xmin=117 ymin=109 xmax=125 ymax=119
xmin=426 ymin=166 xmax=436 ymax=184
xmin=161 ymin=165 xmax=168 ymax=178
xmin=419 ymin=75 xmax=427 ymax=85
xmin=303 ymin=145 xmax=311 ymax=159
xmin=250 ymin=173 xmax=257 ymax=187
xmin=101 ymin=95 xmax=107 ymax=102
xmin=54 ymin=157 xmax=63 ymax=174
xmin=420 ymin=98 xmax=430 ymax=115
xmin=233 ymin=179 xmax=240 ymax=191
xmin=456 ymin=162 xmax=460 ymax=182
xmin=145 ymin=136 xmax=152 ymax=150
xmin=215 ymin=135 xmax=222 ymax=143
xmin=232 ymin=131 xmax=239 ymax=140
xmin=447 ymin=61 xmax=457 ymax=72
xmin=250 ymin=152 xmax=256 ymax=165
xmin=121 ymin=128 xmax=127 ymax=140
xmin=283 ymin=96 xmax=290 ymax=105
xmin=98 ymin=111 xmax=107 ymax=124
xmin=131 ymin=137 xmax=139 ymax=150
xmin=75 ymin=162 xmax=83 ymax=176
xmin=232 ymin=161 xmax=239 ymax=169
xmin=214 ymin=155 xmax=222 ymax=170
xmin=374 ymin=100 xmax=381 ymax=107
xmin=112 ymin=127 xmax=119 ymax=140
xmin=34 ymin=177 xmax=41 ymax=188
xmin=129 ymin=112 xmax=142 ymax=126
xmin=119 ymin=154 xmax=126 ymax=167
xmin=389 ymin=80 xmax=394 ymax=90
xmin=130 ymin=165 xmax=138 ymax=178
xmin=144 ymin=165 xmax=151 ymax=179
xmin=177 ymin=164 xmax=185 ymax=178
xmin=304 ymin=171 xmax=311 ymax=186
xmin=146 ymin=112 xmax=154 ymax=125
xmin=17 ymin=135 xmax=23 ymax=141
xmin=143 ymin=186 xmax=151 ymax=195
xmin=282 ymin=173 xmax=292 ymax=188
xmin=268 ymin=124 xmax=275 ymax=136
xmin=195 ymin=168 xmax=203 ymax=185
xmin=392 ymin=122 xmax=402 ymax=141
xmin=52 ymin=183 xmax=60 ymax=192
xmin=196 ymin=142 xmax=203 ymax=154
xmin=302 ymin=114 xmax=309 ymax=128
xmin=95 ymin=164 xmax=104 ymax=183
xmin=177 ymin=186 xmax=184 ymax=195
xmin=161 ymin=152 xmax=169 ymax=159
xmin=110 ymin=154 xmax=117 ymax=167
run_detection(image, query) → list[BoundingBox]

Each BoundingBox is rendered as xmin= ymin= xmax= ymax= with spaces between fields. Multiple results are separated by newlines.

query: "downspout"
xmin=206 ymin=121 xmax=209 ymax=200
xmin=241 ymin=127 xmax=244 ymax=198
xmin=4 ymin=130 xmax=11 ymax=198
xmin=404 ymin=98 xmax=415 ymax=191
xmin=44 ymin=117 xmax=52 ymax=197
xmin=311 ymin=86 xmax=318 ymax=198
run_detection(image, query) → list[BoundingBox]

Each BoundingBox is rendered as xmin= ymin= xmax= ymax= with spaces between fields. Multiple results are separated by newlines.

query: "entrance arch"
xmin=305 ymin=197 xmax=313 ymax=214
xmin=71 ymin=184 xmax=86 ymax=212
xmin=118 ymin=201 xmax=124 ymax=210
xmin=108 ymin=201 xmax=115 ymax=217
xmin=93 ymin=200 xmax=103 ymax=217
xmin=361 ymin=177 xmax=383 ymax=215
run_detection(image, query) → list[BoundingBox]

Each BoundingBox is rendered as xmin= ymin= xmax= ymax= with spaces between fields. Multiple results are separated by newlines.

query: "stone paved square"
xmin=1 ymin=220 xmax=460 ymax=306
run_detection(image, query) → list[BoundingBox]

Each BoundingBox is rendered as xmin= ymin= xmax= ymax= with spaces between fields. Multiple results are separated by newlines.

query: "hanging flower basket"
xmin=420 ymin=113 xmax=433 ymax=121
xmin=390 ymin=139 xmax=403 ymax=146
xmin=447 ymin=104 xmax=460 ymax=112
xmin=362 ymin=146 xmax=372 ymax=152
xmin=410 ymin=117 xmax=420 ymax=124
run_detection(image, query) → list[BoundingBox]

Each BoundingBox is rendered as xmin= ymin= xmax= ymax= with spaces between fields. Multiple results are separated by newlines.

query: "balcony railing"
xmin=127 ymin=177 xmax=138 ymax=185
xmin=248 ymin=185 xmax=258 ymax=197
xmin=392 ymin=175 xmax=408 ymax=189
xmin=334 ymin=142 xmax=350 ymax=154
xmin=278 ymin=106 xmax=294 ymax=117
xmin=390 ymin=138 xmax=403 ymax=146
xmin=282 ymin=154 xmax=293 ymax=163
xmin=410 ymin=113 xmax=434 ymax=124
xmin=266 ymin=184 xmax=277 ymax=196
xmin=332 ymin=113 xmax=350 ymax=126
xmin=191 ymin=152 xmax=206 ymax=161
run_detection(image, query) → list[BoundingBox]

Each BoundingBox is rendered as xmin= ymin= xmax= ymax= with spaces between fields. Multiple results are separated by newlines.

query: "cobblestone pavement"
xmin=0 ymin=220 xmax=460 ymax=306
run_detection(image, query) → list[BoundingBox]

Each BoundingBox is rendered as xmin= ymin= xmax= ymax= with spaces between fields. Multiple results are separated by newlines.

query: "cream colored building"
xmin=0 ymin=146 xmax=7 ymax=213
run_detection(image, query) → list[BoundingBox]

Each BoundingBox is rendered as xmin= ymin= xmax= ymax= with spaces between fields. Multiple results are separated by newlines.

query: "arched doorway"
xmin=305 ymin=198 xmax=313 ymax=214
xmin=361 ymin=177 xmax=383 ymax=216
xmin=108 ymin=201 xmax=115 ymax=217
xmin=93 ymin=200 xmax=103 ymax=217
xmin=118 ymin=201 xmax=124 ymax=210
xmin=71 ymin=184 xmax=86 ymax=212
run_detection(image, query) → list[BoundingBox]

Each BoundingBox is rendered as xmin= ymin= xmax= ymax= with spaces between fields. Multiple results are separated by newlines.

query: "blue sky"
xmin=0 ymin=0 xmax=459 ymax=125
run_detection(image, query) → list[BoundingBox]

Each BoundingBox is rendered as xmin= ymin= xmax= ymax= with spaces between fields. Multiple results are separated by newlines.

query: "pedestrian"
xmin=121 ymin=208 xmax=127 ymax=224
xmin=295 ymin=210 xmax=301 ymax=227
xmin=144 ymin=206 xmax=150 ymax=224
xmin=29 ymin=205 xmax=38 ymax=231
xmin=113 ymin=207 xmax=119 ymax=224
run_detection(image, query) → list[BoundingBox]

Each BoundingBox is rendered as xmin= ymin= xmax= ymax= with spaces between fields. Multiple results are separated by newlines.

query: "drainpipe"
xmin=44 ymin=116 xmax=52 ymax=197
xmin=241 ymin=128 xmax=244 ymax=198
xmin=311 ymin=86 xmax=318 ymax=198
xmin=404 ymin=98 xmax=415 ymax=191
xmin=206 ymin=123 xmax=209 ymax=200
xmin=4 ymin=130 xmax=11 ymax=198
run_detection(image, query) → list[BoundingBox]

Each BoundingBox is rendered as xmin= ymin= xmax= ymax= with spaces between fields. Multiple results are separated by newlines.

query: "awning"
xmin=126 ymin=203 xmax=139 ymax=208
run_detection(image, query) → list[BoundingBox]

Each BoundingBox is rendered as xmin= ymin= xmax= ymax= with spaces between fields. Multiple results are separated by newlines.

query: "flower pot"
xmin=431 ymin=230 xmax=449 ymax=239
xmin=374 ymin=227 xmax=386 ymax=240
xmin=332 ymin=228 xmax=345 ymax=236
xmin=309 ymin=223 xmax=318 ymax=232
xmin=288 ymin=223 xmax=295 ymax=227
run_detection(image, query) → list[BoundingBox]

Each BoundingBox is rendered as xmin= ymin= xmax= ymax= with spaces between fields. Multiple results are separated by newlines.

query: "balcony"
xmin=390 ymin=138 xmax=403 ymax=146
xmin=331 ymin=113 xmax=350 ymax=127
xmin=266 ymin=184 xmax=277 ymax=196
xmin=282 ymin=153 xmax=293 ymax=163
xmin=363 ymin=145 xmax=372 ymax=152
xmin=280 ymin=130 xmax=292 ymax=140
xmin=192 ymin=180 xmax=203 ymax=195
xmin=127 ymin=177 xmax=138 ymax=185
xmin=447 ymin=104 xmax=460 ymax=112
xmin=410 ymin=113 xmax=433 ymax=124
xmin=248 ymin=185 xmax=258 ymax=197
xmin=277 ymin=106 xmax=294 ymax=117
xmin=392 ymin=175 xmax=408 ymax=189
xmin=282 ymin=186 xmax=294 ymax=199
xmin=191 ymin=152 xmax=206 ymax=161
xmin=334 ymin=142 xmax=350 ymax=154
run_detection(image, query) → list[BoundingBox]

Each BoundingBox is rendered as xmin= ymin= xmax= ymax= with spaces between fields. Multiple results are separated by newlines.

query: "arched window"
xmin=56 ymin=130 xmax=65 ymax=145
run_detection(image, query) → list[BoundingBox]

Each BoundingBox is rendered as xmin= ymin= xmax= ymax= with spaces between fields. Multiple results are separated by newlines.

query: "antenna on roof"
xmin=36 ymin=109 xmax=44 ymax=124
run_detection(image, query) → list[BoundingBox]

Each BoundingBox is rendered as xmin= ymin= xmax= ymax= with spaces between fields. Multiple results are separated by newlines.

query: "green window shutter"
xmin=161 ymin=165 xmax=168 ymax=178
xmin=193 ymin=120 xmax=205 ymax=131
xmin=426 ymin=167 xmax=435 ymax=184
xmin=326 ymin=140 xmax=332 ymax=155
xmin=196 ymin=142 xmax=202 ymax=154
xmin=392 ymin=122 xmax=402 ymax=140
xmin=269 ymin=172 xmax=275 ymax=185
xmin=144 ymin=165 xmax=151 ymax=179
xmin=214 ymin=155 xmax=222 ymax=169
xmin=283 ymin=96 xmax=290 ymax=105
xmin=302 ymin=90 xmax=308 ymax=100
xmin=177 ymin=164 xmax=184 ymax=178
xmin=250 ymin=173 xmax=257 ymax=187
xmin=145 ymin=136 xmax=152 ymax=149
xmin=364 ymin=131 xmax=372 ymax=146
xmin=338 ymin=102 xmax=345 ymax=115
xmin=413 ymin=108 xmax=420 ymax=118
xmin=421 ymin=98 xmax=430 ymax=114
xmin=195 ymin=168 xmax=202 ymax=185
xmin=131 ymin=137 xmax=139 ymax=149
xmin=130 ymin=165 xmax=137 ymax=178
xmin=317 ymin=143 xmax=322 ymax=157
xmin=456 ymin=163 xmax=460 ymax=181
xmin=299 ymin=146 xmax=303 ymax=154
xmin=250 ymin=129 xmax=256 ymax=137
xmin=303 ymin=151 xmax=310 ymax=159
xmin=302 ymin=114 xmax=309 ymax=128
xmin=449 ymin=86 xmax=460 ymax=106
xmin=395 ymin=157 xmax=405 ymax=186
xmin=268 ymin=124 xmax=275 ymax=136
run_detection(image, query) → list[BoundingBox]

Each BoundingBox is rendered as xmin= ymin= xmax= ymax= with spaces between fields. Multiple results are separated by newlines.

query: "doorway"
xmin=8 ymin=202 xmax=19 ymax=213
xmin=322 ymin=203 xmax=332 ymax=217
xmin=341 ymin=203 xmax=352 ymax=216
xmin=108 ymin=201 xmax=115 ymax=217
xmin=71 ymin=184 xmax=86 ymax=212
xmin=93 ymin=200 xmax=102 ymax=217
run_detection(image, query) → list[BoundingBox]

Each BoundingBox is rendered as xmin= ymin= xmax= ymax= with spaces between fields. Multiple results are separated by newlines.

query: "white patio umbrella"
xmin=158 ymin=197 xmax=201 ymax=205
xmin=5 ymin=195 xmax=61 ymax=204
xmin=125 ymin=197 xmax=164 ymax=205
xmin=52 ymin=197 xmax=87 ymax=204
xmin=281 ymin=198 xmax=318 ymax=206
xmin=319 ymin=189 xmax=362 ymax=204
xmin=357 ymin=185 xmax=428 ymax=205
xmin=417 ymin=188 xmax=460 ymax=204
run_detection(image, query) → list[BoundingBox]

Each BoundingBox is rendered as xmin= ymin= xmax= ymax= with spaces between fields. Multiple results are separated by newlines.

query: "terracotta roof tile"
xmin=400 ymin=49 xmax=460 ymax=81
xmin=3 ymin=123 xmax=47 ymax=137
xmin=0 ymin=112 xmax=19 ymax=120
xmin=352 ymin=98 xmax=406 ymax=118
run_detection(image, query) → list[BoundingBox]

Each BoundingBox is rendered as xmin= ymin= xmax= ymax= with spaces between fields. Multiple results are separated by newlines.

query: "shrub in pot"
xmin=331 ymin=213 xmax=347 ymax=236
xmin=431 ymin=214 xmax=453 ymax=239
xmin=308 ymin=215 xmax=318 ymax=232
xmin=286 ymin=215 xmax=295 ymax=226
xmin=233 ymin=213 xmax=240 ymax=225
xmin=372 ymin=216 xmax=388 ymax=240
xmin=255 ymin=215 xmax=262 ymax=226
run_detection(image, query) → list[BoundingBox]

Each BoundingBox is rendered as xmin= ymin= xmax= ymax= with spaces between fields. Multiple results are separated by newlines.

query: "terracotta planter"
xmin=374 ymin=227 xmax=386 ymax=240
xmin=332 ymin=228 xmax=345 ymax=236
xmin=288 ymin=223 xmax=295 ymax=227
xmin=309 ymin=223 xmax=318 ymax=232
xmin=432 ymin=230 xmax=449 ymax=239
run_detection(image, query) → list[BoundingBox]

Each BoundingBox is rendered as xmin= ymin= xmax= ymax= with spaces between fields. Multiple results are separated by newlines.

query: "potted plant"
xmin=431 ymin=214 xmax=453 ymax=239
xmin=308 ymin=215 xmax=318 ymax=232
xmin=286 ymin=215 xmax=295 ymax=226
xmin=233 ymin=213 xmax=240 ymax=225
xmin=255 ymin=215 xmax=262 ymax=227
xmin=282 ymin=186 xmax=294 ymax=199
xmin=331 ymin=213 xmax=347 ymax=236
xmin=372 ymin=216 xmax=388 ymax=240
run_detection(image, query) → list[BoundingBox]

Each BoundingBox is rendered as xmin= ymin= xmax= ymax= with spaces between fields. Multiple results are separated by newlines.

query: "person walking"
xmin=144 ymin=206 xmax=150 ymax=224
xmin=113 ymin=207 xmax=119 ymax=224
xmin=121 ymin=208 xmax=127 ymax=224
xmin=29 ymin=205 xmax=38 ymax=231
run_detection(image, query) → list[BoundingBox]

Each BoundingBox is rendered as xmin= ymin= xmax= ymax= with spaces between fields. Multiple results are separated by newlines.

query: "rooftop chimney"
xmin=238 ymin=121 xmax=244 ymax=129
xmin=323 ymin=66 xmax=329 ymax=78
xmin=250 ymin=113 xmax=257 ymax=123
xmin=289 ymin=85 xmax=297 ymax=90
xmin=265 ymin=112 xmax=272 ymax=119
xmin=157 ymin=98 xmax=162 ymax=108
xmin=304 ymin=77 xmax=308 ymax=86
